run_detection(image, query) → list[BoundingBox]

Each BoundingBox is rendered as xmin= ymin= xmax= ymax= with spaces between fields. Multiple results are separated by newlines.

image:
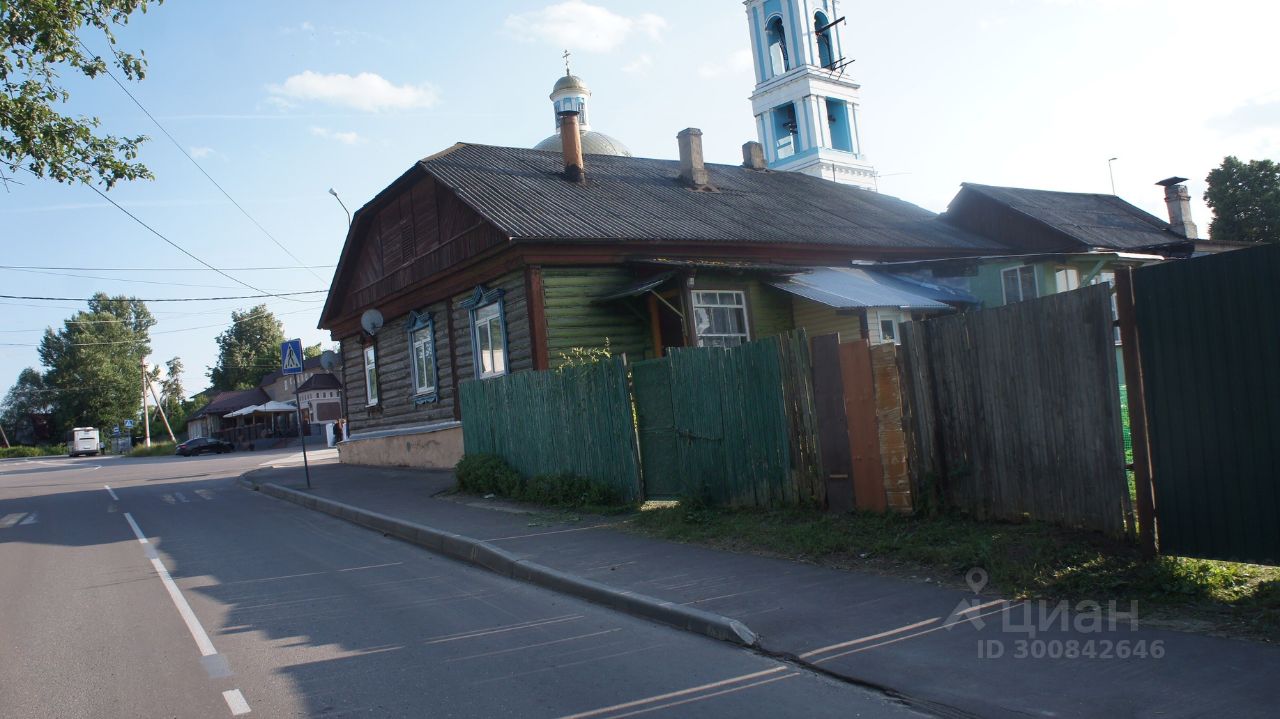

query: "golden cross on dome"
xmin=563 ymin=49 xmax=572 ymax=75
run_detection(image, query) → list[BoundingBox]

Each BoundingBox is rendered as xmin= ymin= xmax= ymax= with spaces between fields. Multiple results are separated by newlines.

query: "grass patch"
xmin=0 ymin=444 xmax=66 ymax=459
xmin=128 ymin=442 xmax=176 ymax=457
xmin=627 ymin=505 xmax=1280 ymax=641
xmin=455 ymin=453 xmax=631 ymax=513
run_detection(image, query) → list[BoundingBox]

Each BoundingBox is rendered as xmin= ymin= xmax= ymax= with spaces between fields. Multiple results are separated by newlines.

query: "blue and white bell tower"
xmin=744 ymin=0 xmax=876 ymax=189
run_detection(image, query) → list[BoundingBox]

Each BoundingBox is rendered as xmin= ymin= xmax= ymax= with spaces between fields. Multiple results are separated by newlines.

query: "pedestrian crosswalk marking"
xmin=1 ymin=512 xmax=31 ymax=528
xmin=19 ymin=512 xmax=37 ymax=525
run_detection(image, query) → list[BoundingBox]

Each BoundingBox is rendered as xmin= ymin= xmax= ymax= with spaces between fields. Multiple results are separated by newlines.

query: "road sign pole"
xmin=295 ymin=387 xmax=311 ymax=489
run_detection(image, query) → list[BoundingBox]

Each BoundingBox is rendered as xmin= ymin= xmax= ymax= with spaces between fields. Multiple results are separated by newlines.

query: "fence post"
xmin=1115 ymin=268 xmax=1158 ymax=557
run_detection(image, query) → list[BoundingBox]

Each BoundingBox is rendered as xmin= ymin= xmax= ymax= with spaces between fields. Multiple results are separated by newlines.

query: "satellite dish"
xmin=320 ymin=350 xmax=340 ymax=372
xmin=360 ymin=308 xmax=384 ymax=336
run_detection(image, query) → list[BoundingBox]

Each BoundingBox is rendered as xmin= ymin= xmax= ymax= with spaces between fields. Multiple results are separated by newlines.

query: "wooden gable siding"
xmin=790 ymin=297 xmax=865 ymax=342
xmin=339 ymin=299 xmax=457 ymax=435
xmin=690 ymin=274 xmax=794 ymax=341
xmin=339 ymin=173 xmax=509 ymax=322
xmin=945 ymin=191 xmax=1073 ymax=254
xmin=542 ymin=268 xmax=650 ymax=366
xmin=450 ymin=270 xmax=532 ymax=390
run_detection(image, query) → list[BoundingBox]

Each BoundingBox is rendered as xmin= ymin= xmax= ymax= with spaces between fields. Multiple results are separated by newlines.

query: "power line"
xmin=0 ymin=290 xmax=325 ymax=302
xmin=1 ymin=266 xmax=249 ymax=290
xmin=85 ymin=39 xmax=327 ymax=284
xmin=0 ymin=264 xmax=335 ymax=272
xmin=81 ymin=183 xmax=309 ymax=303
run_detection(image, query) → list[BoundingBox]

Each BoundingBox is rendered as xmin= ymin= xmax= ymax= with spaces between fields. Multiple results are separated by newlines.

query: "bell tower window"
xmin=815 ymin=12 xmax=835 ymax=68
xmin=765 ymin=17 xmax=789 ymax=76
xmin=771 ymin=102 xmax=799 ymax=159
xmin=826 ymin=98 xmax=854 ymax=153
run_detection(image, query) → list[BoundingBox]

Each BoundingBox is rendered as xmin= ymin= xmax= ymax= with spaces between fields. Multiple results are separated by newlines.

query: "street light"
xmin=328 ymin=187 xmax=352 ymax=227
xmin=1107 ymin=157 xmax=1119 ymax=196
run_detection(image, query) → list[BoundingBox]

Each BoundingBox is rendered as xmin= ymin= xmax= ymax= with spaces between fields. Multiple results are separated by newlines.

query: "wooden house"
xmin=317 ymin=123 xmax=1002 ymax=467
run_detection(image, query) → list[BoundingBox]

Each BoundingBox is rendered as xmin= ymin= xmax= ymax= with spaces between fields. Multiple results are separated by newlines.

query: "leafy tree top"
xmin=1204 ymin=156 xmax=1280 ymax=244
xmin=209 ymin=305 xmax=286 ymax=390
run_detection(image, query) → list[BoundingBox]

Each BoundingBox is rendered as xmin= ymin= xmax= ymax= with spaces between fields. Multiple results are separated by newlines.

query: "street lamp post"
xmin=1108 ymin=157 xmax=1119 ymax=196
xmin=328 ymin=188 xmax=352 ymax=227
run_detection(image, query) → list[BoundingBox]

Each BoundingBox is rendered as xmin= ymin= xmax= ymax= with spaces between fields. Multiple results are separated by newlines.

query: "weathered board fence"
xmin=900 ymin=283 xmax=1130 ymax=535
xmin=1130 ymin=243 xmax=1280 ymax=565
xmin=460 ymin=332 xmax=822 ymax=508
xmin=459 ymin=357 xmax=642 ymax=501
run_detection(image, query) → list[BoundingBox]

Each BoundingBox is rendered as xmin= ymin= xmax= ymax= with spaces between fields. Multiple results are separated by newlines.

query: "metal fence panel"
xmin=1134 ymin=243 xmax=1280 ymax=564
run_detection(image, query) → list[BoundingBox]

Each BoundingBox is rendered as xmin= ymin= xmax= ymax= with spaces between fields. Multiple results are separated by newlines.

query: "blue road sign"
xmin=111 ymin=426 xmax=121 ymax=436
xmin=124 ymin=419 xmax=134 ymax=429
xmin=281 ymin=338 xmax=304 ymax=375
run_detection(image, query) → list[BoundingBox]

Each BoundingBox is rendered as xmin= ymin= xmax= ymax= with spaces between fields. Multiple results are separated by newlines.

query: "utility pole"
xmin=0 ymin=423 xmax=10 ymax=449
xmin=148 ymin=382 xmax=177 ymax=443
xmin=1108 ymin=157 xmax=1119 ymax=195
xmin=141 ymin=359 xmax=151 ymax=448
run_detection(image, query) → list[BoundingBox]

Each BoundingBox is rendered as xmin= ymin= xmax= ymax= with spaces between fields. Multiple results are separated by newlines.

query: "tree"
xmin=38 ymin=293 xmax=154 ymax=432
xmin=209 ymin=305 xmax=285 ymax=390
xmin=1 ymin=368 xmax=54 ymax=444
xmin=304 ymin=342 xmax=322 ymax=359
xmin=158 ymin=356 xmax=188 ymax=427
xmin=1203 ymin=156 xmax=1280 ymax=243
xmin=1 ymin=0 xmax=161 ymax=188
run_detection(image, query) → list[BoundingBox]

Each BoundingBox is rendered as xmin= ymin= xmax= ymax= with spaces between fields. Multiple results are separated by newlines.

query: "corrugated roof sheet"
xmin=770 ymin=267 xmax=977 ymax=310
xmin=957 ymin=183 xmax=1182 ymax=251
xmin=187 ymin=388 xmax=268 ymax=420
xmin=420 ymin=145 xmax=1004 ymax=252
xmin=296 ymin=373 xmax=342 ymax=392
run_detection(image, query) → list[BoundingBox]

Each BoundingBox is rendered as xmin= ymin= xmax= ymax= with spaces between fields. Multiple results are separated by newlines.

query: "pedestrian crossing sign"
xmin=281 ymin=338 xmax=304 ymax=375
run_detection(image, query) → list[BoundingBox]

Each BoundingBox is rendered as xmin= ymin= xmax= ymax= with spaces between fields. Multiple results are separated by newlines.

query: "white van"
xmin=68 ymin=427 xmax=100 ymax=457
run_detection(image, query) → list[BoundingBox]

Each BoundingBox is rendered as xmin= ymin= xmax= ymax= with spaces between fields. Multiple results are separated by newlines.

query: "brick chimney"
xmin=677 ymin=128 xmax=712 ymax=189
xmin=559 ymin=110 xmax=585 ymax=183
xmin=742 ymin=141 xmax=766 ymax=170
xmin=1156 ymin=177 xmax=1198 ymax=239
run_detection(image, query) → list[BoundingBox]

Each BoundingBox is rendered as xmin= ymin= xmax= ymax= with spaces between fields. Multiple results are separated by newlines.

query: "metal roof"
xmin=952 ymin=183 xmax=1185 ymax=252
xmin=769 ymin=267 xmax=977 ymax=310
xmin=420 ymin=144 xmax=1004 ymax=253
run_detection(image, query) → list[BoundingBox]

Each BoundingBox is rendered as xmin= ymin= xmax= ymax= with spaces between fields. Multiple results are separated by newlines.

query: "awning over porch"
xmin=591 ymin=271 xmax=677 ymax=304
xmin=769 ymin=267 xmax=977 ymax=310
xmin=223 ymin=400 xmax=297 ymax=418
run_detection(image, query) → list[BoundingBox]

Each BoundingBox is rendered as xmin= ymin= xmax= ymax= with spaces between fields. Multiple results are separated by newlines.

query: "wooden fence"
xmin=460 ymin=332 xmax=821 ymax=508
xmin=459 ymin=357 xmax=642 ymax=501
xmin=900 ymin=284 xmax=1130 ymax=535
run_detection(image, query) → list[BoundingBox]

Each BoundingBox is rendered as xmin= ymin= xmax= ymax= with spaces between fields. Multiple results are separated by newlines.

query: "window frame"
xmin=1001 ymin=265 xmax=1039 ymax=305
xmin=690 ymin=289 xmax=751 ymax=348
xmin=363 ymin=343 xmax=379 ymax=407
xmin=406 ymin=310 xmax=439 ymax=404
xmin=462 ymin=285 xmax=509 ymax=380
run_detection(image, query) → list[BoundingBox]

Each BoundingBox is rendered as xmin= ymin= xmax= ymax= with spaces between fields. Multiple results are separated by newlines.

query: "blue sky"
xmin=2 ymin=0 xmax=1276 ymax=398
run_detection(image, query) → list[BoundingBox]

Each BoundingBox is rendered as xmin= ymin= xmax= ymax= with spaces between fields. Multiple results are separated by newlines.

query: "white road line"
xmin=19 ymin=512 xmax=37 ymax=525
xmin=0 ymin=513 xmax=26 ymax=528
xmin=122 ymin=512 xmax=218 ymax=656
xmin=175 ymin=491 xmax=189 ymax=503
xmin=104 ymin=485 xmax=119 ymax=500
xmin=222 ymin=689 xmax=251 ymax=715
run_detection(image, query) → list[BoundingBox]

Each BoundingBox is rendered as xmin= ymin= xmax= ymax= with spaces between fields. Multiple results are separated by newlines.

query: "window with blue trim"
xmin=462 ymin=285 xmax=508 ymax=379
xmin=407 ymin=310 xmax=438 ymax=401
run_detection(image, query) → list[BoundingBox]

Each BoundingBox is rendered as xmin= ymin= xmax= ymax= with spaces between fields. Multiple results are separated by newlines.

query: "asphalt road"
xmin=0 ymin=450 xmax=918 ymax=718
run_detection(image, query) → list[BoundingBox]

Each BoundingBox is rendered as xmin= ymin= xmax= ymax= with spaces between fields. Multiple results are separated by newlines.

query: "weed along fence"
xmin=459 ymin=358 xmax=642 ymax=502
xmin=900 ymin=283 xmax=1130 ymax=535
xmin=459 ymin=331 xmax=822 ymax=507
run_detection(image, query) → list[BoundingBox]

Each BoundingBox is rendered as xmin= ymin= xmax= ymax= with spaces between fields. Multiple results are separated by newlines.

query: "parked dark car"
xmin=175 ymin=437 xmax=234 ymax=457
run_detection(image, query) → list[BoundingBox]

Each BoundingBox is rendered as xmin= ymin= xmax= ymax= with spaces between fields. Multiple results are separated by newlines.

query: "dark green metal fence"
xmin=459 ymin=357 xmax=642 ymax=501
xmin=1133 ymin=243 xmax=1280 ymax=564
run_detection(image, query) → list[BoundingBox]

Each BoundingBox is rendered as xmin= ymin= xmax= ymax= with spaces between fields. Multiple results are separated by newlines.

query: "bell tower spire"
xmin=743 ymin=0 xmax=876 ymax=189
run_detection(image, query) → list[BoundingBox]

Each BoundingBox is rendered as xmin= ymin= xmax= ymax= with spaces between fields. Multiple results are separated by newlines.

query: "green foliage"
xmin=0 ymin=0 xmax=161 ymax=188
xmin=556 ymin=338 xmax=612 ymax=370
xmin=630 ymin=505 xmax=1280 ymax=639
xmin=38 ymin=293 xmax=154 ymax=433
xmin=303 ymin=343 xmax=323 ymax=359
xmin=1 ymin=367 xmax=53 ymax=441
xmin=128 ymin=441 xmax=175 ymax=457
xmin=0 ymin=444 xmax=64 ymax=459
xmin=1204 ymin=156 xmax=1280 ymax=243
xmin=455 ymin=453 xmax=624 ymax=509
xmin=208 ymin=305 xmax=285 ymax=390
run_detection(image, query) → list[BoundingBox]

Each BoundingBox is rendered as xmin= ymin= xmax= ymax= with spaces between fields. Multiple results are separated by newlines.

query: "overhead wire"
xmin=83 ymin=39 xmax=328 ymax=284
xmin=0 ymin=290 xmax=325 ymax=302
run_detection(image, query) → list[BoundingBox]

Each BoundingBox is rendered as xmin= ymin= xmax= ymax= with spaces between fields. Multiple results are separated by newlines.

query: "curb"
xmin=240 ymin=476 xmax=758 ymax=648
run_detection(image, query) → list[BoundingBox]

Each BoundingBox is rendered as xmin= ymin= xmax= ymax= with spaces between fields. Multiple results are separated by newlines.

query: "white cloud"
xmin=504 ymin=1 xmax=667 ymax=53
xmin=189 ymin=146 xmax=214 ymax=159
xmin=622 ymin=54 xmax=653 ymax=75
xmin=310 ymin=127 xmax=364 ymax=145
xmin=697 ymin=49 xmax=754 ymax=79
xmin=268 ymin=71 xmax=439 ymax=112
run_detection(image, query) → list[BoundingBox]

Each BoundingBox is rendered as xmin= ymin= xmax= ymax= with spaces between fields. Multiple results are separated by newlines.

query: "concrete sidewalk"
xmin=243 ymin=463 xmax=1279 ymax=719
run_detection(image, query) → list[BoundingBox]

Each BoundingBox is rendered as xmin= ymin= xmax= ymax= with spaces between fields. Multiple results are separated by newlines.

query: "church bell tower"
xmin=743 ymin=0 xmax=876 ymax=189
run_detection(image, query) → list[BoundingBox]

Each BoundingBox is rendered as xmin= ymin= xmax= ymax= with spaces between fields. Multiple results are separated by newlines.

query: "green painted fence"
xmin=1133 ymin=243 xmax=1280 ymax=565
xmin=458 ymin=357 xmax=642 ymax=501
